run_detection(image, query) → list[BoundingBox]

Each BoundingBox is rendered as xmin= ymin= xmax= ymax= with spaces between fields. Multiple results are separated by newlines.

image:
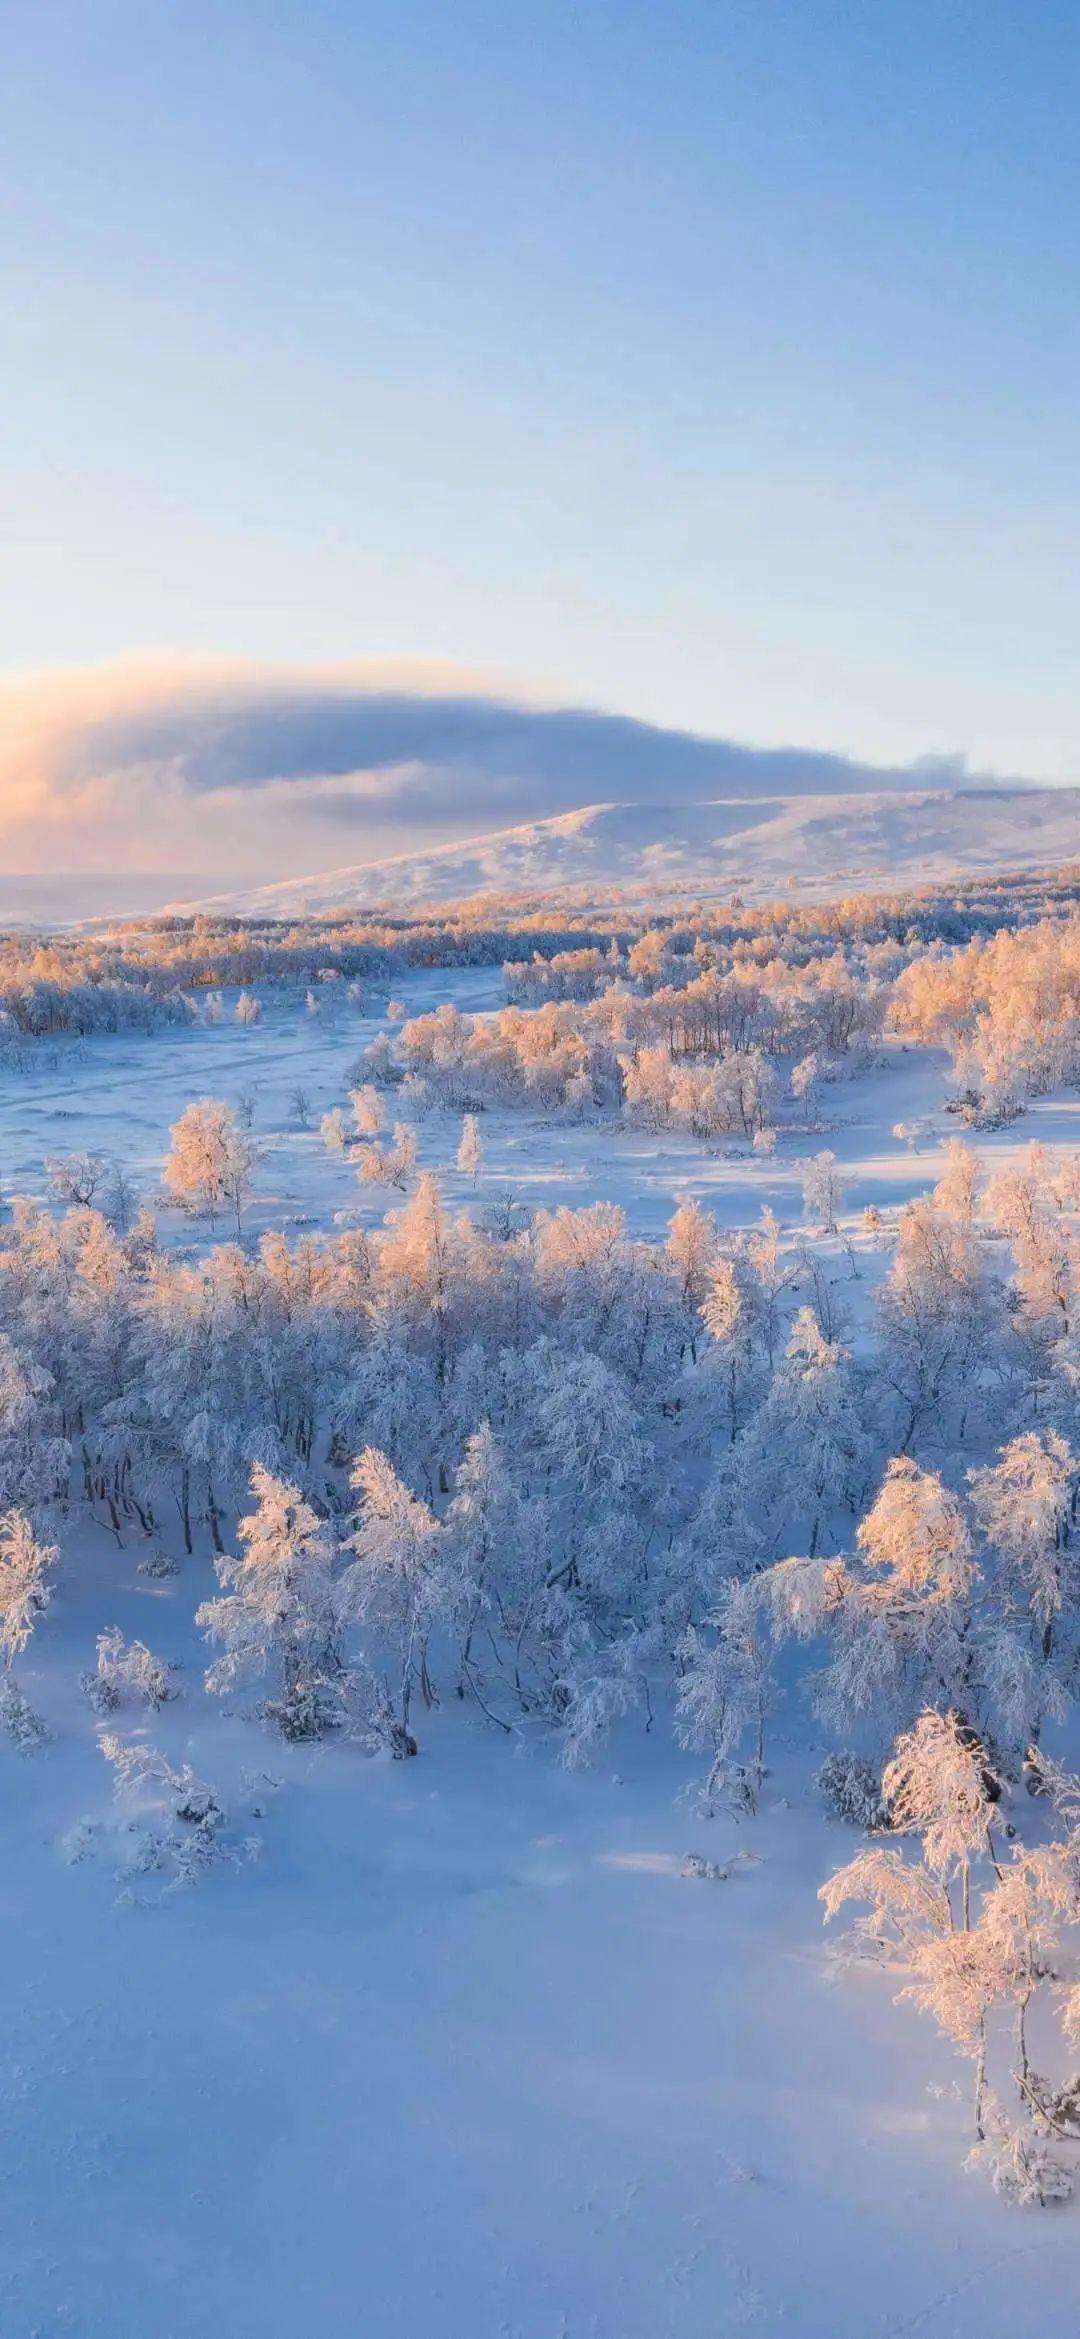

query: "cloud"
xmin=0 ymin=654 xmax=1002 ymax=884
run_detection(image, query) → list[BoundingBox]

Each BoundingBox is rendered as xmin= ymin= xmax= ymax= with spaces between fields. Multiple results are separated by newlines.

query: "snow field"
xmin=2 ymin=966 xmax=1080 ymax=2336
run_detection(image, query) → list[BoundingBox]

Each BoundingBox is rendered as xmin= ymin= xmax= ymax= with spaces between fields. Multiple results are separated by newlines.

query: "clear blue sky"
xmin=3 ymin=0 xmax=1080 ymax=776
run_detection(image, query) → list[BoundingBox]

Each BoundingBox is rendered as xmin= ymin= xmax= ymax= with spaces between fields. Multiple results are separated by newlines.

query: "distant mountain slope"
xmin=170 ymin=787 xmax=1080 ymax=917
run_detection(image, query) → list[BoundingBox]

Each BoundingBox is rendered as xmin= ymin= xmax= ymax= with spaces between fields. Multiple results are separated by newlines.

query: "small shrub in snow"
xmin=262 ymin=1674 xmax=349 ymax=1744
xmin=360 ymin=1686 xmax=419 ymax=1760
xmin=95 ymin=1735 xmax=260 ymax=1899
xmin=81 ymin=1627 xmax=175 ymax=1715
xmin=683 ymin=1851 xmax=727 ymax=1880
xmin=0 ymin=1677 xmax=50 ymax=1752
xmin=967 ymin=2114 xmax=1073 ymax=2207
xmin=137 ymin=1551 xmax=180 ymax=1580
xmin=816 ymin=1751 xmax=886 ymax=1830
xmin=60 ymin=1817 xmax=100 ymax=1863
xmin=682 ymin=1849 xmax=761 ymax=1882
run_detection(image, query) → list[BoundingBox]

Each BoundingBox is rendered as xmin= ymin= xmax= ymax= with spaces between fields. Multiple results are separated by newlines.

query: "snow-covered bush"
xmin=88 ymin=1734 xmax=261 ymax=1899
xmin=81 ymin=1628 xmax=174 ymax=1715
xmin=0 ymin=1677 xmax=50 ymax=1752
xmin=815 ymin=1751 xmax=886 ymax=1830
xmin=968 ymin=2114 xmax=1073 ymax=2207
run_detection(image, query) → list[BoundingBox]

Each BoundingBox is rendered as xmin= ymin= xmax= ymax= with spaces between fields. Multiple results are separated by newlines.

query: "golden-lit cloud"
xmin=0 ymin=653 xmax=993 ymax=885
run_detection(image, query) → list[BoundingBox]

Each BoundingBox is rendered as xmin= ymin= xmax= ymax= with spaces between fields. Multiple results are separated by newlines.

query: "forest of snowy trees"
xmin=9 ymin=867 xmax=1080 ymax=1176
xmin=11 ymin=884 xmax=1080 ymax=2208
xmin=4 ymin=1120 xmax=1080 ymax=2189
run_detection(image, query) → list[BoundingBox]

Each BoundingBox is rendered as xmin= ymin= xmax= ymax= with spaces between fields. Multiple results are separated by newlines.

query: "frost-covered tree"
xmin=456 ymin=1113 xmax=483 ymax=1185
xmin=198 ymin=1464 xmax=342 ymax=1737
xmin=321 ymin=1106 xmax=349 ymax=1153
xmin=876 ymin=1199 xmax=1001 ymax=1452
xmin=823 ymin=1722 xmax=1080 ymax=2186
xmin=699 ymin=1256 xmax=765 ymax=1441
xmin=763 ymin=1458 xmax=975 ymax=1739
xmin=676 ymin=1578 xmax=773 ymax=1812
xmin=338 ymin=1446 xmax=447 ymax=1746
xmin=0 ymin=1511 xmax=57 ymax=1670
xmin=46 ymin=1150 xmax=106 ymax=1207
xmin=163 ymin=1099 xmax=261 ymax=1236
xmin=933 ymin=1137 xmax=980 ymax=1224
xmin=355 ymin=1123 xmax=416 ymax=1191
xmin=442 ymin=1422 xmax=517 ymax=1710
xmin=883 ymin=1709 xmax=1002 ymax=1920
xmin=801 ymin=1150 xmax=846 ymax=1234
xmin=350 ymin=1084 xmax=385 ymax=1138
xmin=733 ymin=1307 xmax=871 ymax=1557
xmin=666 ymin=1199 xmax=717 ymax=1320
xmin=969 ymin=1430 xmax=1079 ymax=1742
xmin=790 ymin=1052 xmax=820 ymax=1112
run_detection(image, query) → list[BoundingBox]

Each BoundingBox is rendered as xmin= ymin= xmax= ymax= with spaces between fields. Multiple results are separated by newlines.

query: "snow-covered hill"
xmin=172 ymin=786 xmax=1080 ymax=916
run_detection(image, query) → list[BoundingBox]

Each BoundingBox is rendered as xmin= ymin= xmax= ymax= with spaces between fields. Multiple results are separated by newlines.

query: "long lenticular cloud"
xmin=0 ymin=655 xmax=995 ymax=883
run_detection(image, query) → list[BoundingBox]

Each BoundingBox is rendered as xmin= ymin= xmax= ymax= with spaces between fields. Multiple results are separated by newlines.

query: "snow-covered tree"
xmin=790 ymin=1052 xmax=819 ymax=1112
xmin=198 ymin=1464 xmax=342 ymax=1737
xmin=969 ymin=1430 xmax=1079 ymax=1741
xmin=876 ymin=1199 xmax=1001 ymax=1452
xmin=666 ymin=1199 xmax=717 ymax=1320
xmin=933 ymin=1137 xmax=980 ymax=1223
xmin=456 ymin=1113 xmax=483 ymax=1186
xmin=801 ymin=1150 xmax=846 ymax=1234
xmin=163 ymin=1100 xmax=261 ymax=1236
xmin=699 ymin=1256 xmax=764 ymax=1440
xmin=350 ymin=1084 xmax=385 ymax=1138
xmin=676 ymin=1578 xmax=773 ymax=1812
xmin=46 ymin=1150 xmax=106 ymax=1207
xmin=824 ymin=1722 xmax=1080 ymax=2181
xmin=0 ymin=1511 xmax=57 ymax=1670
xmin=321 ymin=1107 xmax=349 ymax=1153
xmin=338 ymin=1446 xmax=447 ymax=1747
xmin=442 ymin=1422 xmax=517 ymax=1711
xmin=355 ymin=1123 xmax=416 ymax=1191
xmin=733 ymin=1307 xmax=871 ymax=1557
xmin=763 ymin=1458 xmax=975 ymax=1739
xmin=883 ymin=1709 xmax=1002 ymax=1918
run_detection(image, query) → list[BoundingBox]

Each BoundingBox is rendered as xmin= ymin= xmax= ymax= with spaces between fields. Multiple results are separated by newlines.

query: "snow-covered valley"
xmin=4 ymin=948 xmax=1080 ymax=2337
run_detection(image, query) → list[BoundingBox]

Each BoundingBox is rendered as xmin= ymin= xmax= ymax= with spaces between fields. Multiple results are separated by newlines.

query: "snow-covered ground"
xmin=4 ymin=969 xmax=1080 ymax=2338
xmin=7 ymin=962 xmax=1080 ymax=1248
xmin=10 ymin=1607 xmax=1078 ymax=2339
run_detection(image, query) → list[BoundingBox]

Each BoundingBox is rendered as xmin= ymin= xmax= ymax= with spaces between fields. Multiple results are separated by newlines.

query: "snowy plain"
xmin=3 ymin=967 xmax=1080 ymax=2339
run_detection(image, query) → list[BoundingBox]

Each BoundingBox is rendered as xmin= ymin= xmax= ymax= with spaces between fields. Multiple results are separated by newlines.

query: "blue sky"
xmin=2 ymin=0 xmax=1080 ymax=792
